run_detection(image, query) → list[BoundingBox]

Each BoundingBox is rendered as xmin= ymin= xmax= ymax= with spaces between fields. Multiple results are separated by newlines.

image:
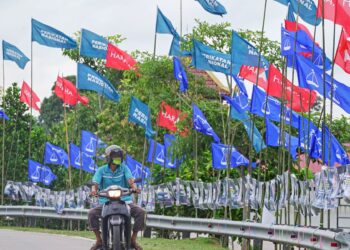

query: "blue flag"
xmin=173 ymin=57 xmax=188 ymax=92
xmin=164 ymin=134 xmax=179 ymax=169
xmin=156 ymin=8 xmax=179 ymax=37
xmin=273 ymin=0 xmax=321 ymax=26
xmin=28 ymin=160 xmax=57 ymax=185
xmin=232 ymin=76 xmax=249 ymax=111
xmin=2 ymin=40 xmax=30 ymax=69
xmin=211 ymin=143 xmax=251 ymax=169
xmin=243 ymin=119 xmax=267 ymax=153
xmin=196 ymin=0 xmax=227 ymax=16
xmin=77 ymin=63 xmax=120 ymax=102
xmin=265 ymin=119 xmax=299 ymax=160
xmin=296 ymin=55 xmax=350 ymax=115
xmin=81 ymin=130 xmax=98 ymax=157
xmin=128 ymin=96 xmax=155 ymax=138
xmin=147 ymin=139 xmax=166 ymax=166
xmin=298 ymin=116 xmax=319 ymax=151
xmin=169 ymin=36 xmax=181 ymax=57
xmin=126 ymin=155 xmax=151 ymax=181
xmin=192 ymin=39 xmax=240 ymax=75
xmin=31 ymin=19 xmax=77 ymax=49
xmin=0 ymin=110 xmax=9 ymax=121
xmin=80 ymin=28 xmax=108 ymax=59
xmin=231 ymin=31 xmax=269 ymax=71
xmin=192 ymin=103 xmax=220 ymax=142
xmin=69 ymin=143 xmax=96 ymax=173
xmin=250 ymin=86 xmax=300 ymax=128
xmin=44 ymin=142 xmax=68 ymax=167
xmin=287 ymin=4 xmax=296 ymax=22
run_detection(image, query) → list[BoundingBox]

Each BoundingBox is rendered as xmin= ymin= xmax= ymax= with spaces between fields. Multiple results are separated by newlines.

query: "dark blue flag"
xmin=232 ymin=76 xmax=249 ymax=111
xmin=40 ymin=165 xmax=57 ymax=185
xmin=192 ymin=39 xmax=240 ymax=75
xmin=156 ymin=8 xmax=179 ymax=37
xmin=128 ymin=96 xmax=155 ymax=138
xmin=28 ymin=160 xmax=57 ymax=185
xmin=192 ymin=103 xmax=220 ymax=142
xmin=81 ymin=130 xmax=98 ymax=157
xmin=0 ymin=110 xmax=9 ymax=121
xmin=173 ymin=57 xmax=188 ymax=92
xmin=231 ymin=31 xmax=269 ymax=71
xmin=211 ymin=143 xmax=251 ymax=169
xmin=77 ymin=63 xmax=120 ymax=102
xmin=296 ymin=55 xmax=350 ymax=115
xmin=44 ymin=142 xmax=68 ymax=167
xmin=31 ymin=19 xmax=77 ymax=49
xmin=164 ymin=134 xmax=178 ymax=169
xmin=265 ymin=119 xmax=299 ymax=160
xmin=147 ymin=139 xmax=165 ymax=166
xmin=250 ymin=86 xmax=300 ymax=128
xmin=80 ymin=28 xmax=108 ymax=59
xmin=126 ymin=155 xmax=151 ymax=181
xmin=2 ymin=40 xmax=30 ymax=69
xmin=69 ymin=143 xmax=96 ymax=173
xmin=196 ymin=0 xmax=227 ymax=16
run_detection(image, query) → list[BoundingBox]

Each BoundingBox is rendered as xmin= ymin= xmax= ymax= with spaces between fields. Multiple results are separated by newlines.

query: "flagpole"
xmin=29 ymin=39 xmax=33 ymax=160
xmin=1 ymin=56 xmax=5 ymax=205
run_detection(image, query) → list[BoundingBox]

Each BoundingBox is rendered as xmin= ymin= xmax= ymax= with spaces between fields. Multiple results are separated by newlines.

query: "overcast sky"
xmin=0 ymin=0 xmax=348 ymax=118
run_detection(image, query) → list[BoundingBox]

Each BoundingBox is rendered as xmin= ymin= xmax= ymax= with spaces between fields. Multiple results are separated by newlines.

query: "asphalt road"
xmin=0 ymin=229 xmax=94 ymax=250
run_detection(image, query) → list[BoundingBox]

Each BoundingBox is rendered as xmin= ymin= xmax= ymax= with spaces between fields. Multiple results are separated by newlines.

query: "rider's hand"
xmin=90 ymin=190 xmax=97 ymax=197
xmin=133 ymin=188 xmax=141 ymax=194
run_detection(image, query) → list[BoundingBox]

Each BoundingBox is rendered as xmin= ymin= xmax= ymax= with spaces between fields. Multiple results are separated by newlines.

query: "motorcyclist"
xmin=88 ymin=145 xmax=145 ymax=250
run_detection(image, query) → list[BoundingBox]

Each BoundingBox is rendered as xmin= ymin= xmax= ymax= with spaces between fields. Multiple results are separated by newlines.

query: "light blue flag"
xmin=77 ymin=63 xmax=120 ymax=102
xmin=156 ymin=8 xmax=179 ymax=37
xmin=128 ymin=96 xmax=155 ymax=138
xmin=69 ymin=143 xmax=96 ymax=173
xmin=196 ymin=0 xmax=227 ymax=16
xmin=31 ymin=19 xmax=77 ymax=49
xmin=126 ymin=155 xmax=151 ymax=181
xmin=28 ymin=160 xmax=57 ymax=185
xmin=296 ymin=55 xmax=350 ymax=115
xmin=192 ymin=39 xmax=240 ymax=75
xmin=250 ymin=86 xmax=300 ymax=128
xmin=211 ymin=143 xmax=251 ymax=169
xmin=231 ymin=31 xmax=269 ymax=72
xmin=287 ymin=4 xmax=296 ymax=22
xmin=2 ymin=40 xmax=30 ymax=69
xmin=147 ymin=139 xmax=165 ymax=166
xmin=80 ymin=28 xmax=108 ymax=59
xmin=44 ymin=142 xmax=69 ymax=167
xmin=192 ymin=103 xmax=221 ymax=142
xmin=265 ymin=119 xmax=299 ymax=160
xmin=169 ymin=36 xmax=181 ymax=57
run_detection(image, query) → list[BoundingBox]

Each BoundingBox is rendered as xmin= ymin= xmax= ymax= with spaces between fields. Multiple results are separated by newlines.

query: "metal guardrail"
xmin=0 ymin=205 xmax=349 ymax=250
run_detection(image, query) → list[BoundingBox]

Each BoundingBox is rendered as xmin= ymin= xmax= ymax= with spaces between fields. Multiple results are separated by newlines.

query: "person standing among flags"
xmin=88 ymin=145 xmax=145 ymax=250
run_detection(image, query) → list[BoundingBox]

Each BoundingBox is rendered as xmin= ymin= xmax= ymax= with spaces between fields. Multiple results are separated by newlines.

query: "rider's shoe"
xmin=89 ymin=241 xmax=102 ymax=250
xmin=131 ymin=241 xmax=143 ymax=250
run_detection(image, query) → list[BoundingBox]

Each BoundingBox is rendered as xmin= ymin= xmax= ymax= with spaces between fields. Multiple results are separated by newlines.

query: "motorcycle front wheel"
xmin=112 ymin=225 xmax=122 ymax=250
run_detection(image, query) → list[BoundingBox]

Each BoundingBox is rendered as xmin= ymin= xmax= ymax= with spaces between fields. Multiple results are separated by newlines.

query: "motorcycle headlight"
xmin=107 ymin=190 xmax=121 ymax=198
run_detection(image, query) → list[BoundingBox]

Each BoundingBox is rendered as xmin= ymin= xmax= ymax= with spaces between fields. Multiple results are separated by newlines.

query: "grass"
xmin=0 ymin=226 xmax=226 ymax=250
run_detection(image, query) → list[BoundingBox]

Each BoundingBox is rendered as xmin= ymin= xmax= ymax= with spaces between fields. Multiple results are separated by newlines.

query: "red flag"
xmin=157 ymin=101 xmax=182 ymax=132
xmin=284 ymin=20 xmax=317 ymax=44
xmin=238 ymin=65 xmax=268 ymax=89
xmin=20 ymin=81 xmax=41 ymax=111
xmin=106 ymin=43 xmax=137 ymax=71
xmin=317 ymin=0 xmax=350 ymax=33
xmin=55 ymin=76 xmax=89 ymax=106
xmin=335 ymin=29 xmax=350 ymax=74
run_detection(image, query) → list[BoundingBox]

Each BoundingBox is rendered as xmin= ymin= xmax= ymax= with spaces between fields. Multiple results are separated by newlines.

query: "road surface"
xmin=0 ymin=229 xmax=93 ymax=250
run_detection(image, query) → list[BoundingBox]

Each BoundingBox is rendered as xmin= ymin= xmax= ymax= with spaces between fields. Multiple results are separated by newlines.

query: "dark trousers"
xmin=88 ymin=203 xmax=146 ymax=233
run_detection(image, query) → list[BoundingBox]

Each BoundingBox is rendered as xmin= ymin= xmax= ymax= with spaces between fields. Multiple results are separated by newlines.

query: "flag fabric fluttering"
xmin=239 ymin=65 xmax=268 ymax=89
xmin=335 ymin=29 xmax=350 ymax=74
xmin=164 ymin=134 xmax=179 ymax=169
xmin=20 ymin=81 xmax=41 ymax=111
xmin=191 ymin=39 xmax=240 ymax=75
xmin=55 ymin=76 xmax=89 ymax=106
xmin=173 ymin=57 xmax=188 ymax=92
xmin=317 ymin=0 xmax=350 ymax=33
xmin=77 ymin=63 xmax=120 ymax=102
xmin=2 ymin=40 xmax=30 ymax=69
xmin=192 ymin=103 xmax=220 ymax=142
xmin=69 ymin=143 xmax=96 ymax=173
xmin=265 ymin=119 xmax=299 ymax=160
xmin=287 ymin=4 xmax=296 ymax=22
xmin=81 ymin=130 xmax=98 ymax=157
xmin=80 ymin=28 xmax=108 ymax=59
xmin=284 ymin=20 xmax=315 ymax=42
xmin=0 ymin=110 xmax=9 ymax=121
xmin=106 ymin=43 xmax=137 ymax=71
xmin=195 ymin=0 xmax=227 ymax=16
xmin=157 ymin=101 xmax=182 ymax=132
xmin=126 ymin=155 xmax=151 ymax=181
xmin=31 ymin=19 xmax=77 ymax=49
xmin=28 ymin=160 xmax=57 ymax=185
xmin=155 ymin=7 xmax=179 ymax=37
xmin=298 ymin=116 xmax=319 ymax=151
xmin=128 ymin=96 xmax=155 ymax=138
xmin=44 ymin=142 xmax=69 ymax=167
xmin=211 ymin=143 xmax=250 ymax=169
xmin=147 ymin=139 xmax=166 ymax=166
xmin=296 ymin=54 xmax=350 ymax=115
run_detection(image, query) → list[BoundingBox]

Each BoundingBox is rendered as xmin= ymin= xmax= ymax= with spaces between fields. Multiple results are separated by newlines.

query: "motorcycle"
xmin=96 ymin=185 xmax=136 ymax=250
